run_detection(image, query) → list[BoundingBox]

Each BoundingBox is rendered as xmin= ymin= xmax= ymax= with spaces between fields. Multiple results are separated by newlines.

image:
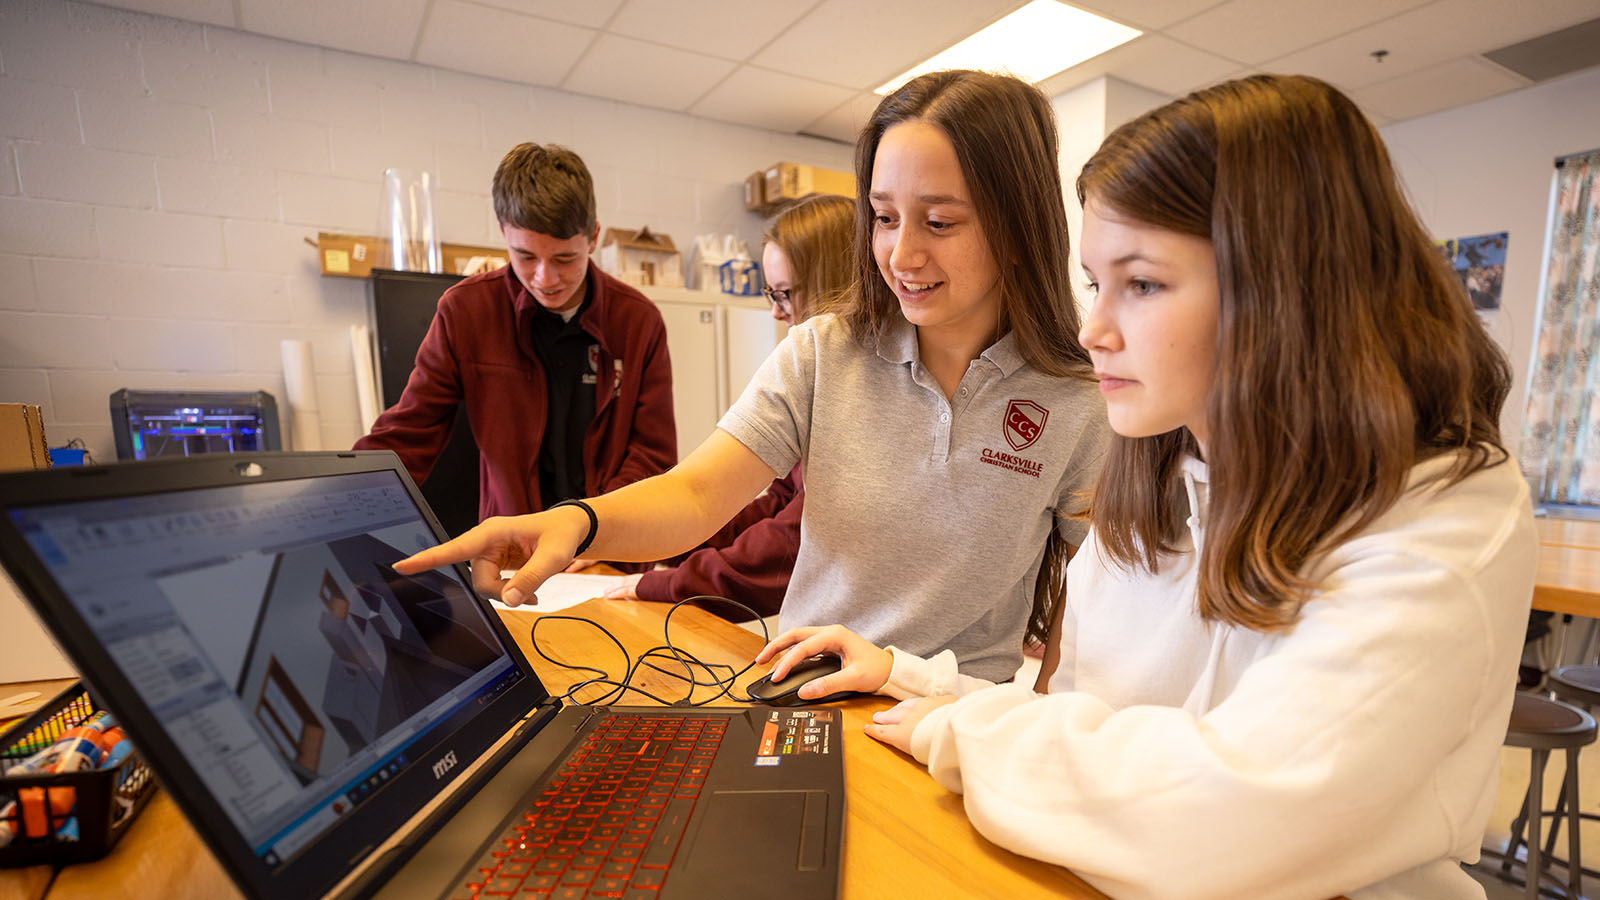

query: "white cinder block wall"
xmin=0 ymin=0 xmax=852 ymax=462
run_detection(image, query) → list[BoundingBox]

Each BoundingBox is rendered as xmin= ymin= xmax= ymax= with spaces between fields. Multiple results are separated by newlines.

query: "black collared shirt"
xmin=528 ymin=280 xmax=598 ymax=505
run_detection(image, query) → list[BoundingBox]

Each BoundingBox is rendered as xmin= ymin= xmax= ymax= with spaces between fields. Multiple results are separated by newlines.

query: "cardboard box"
xmin=311 ymin=231 xmax=382 ymax=277
xmin=0 ymin=402 xmax=50 ymax=473
xmin=310 ymin=232 xmax=509 ymax=279
xmin=743 ymin=171 xmax=767 ymax=212
xmin=761 ymin=162 xmax=855 ymax=208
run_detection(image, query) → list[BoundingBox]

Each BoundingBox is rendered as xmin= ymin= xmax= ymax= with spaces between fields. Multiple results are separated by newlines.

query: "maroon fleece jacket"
xmin=634 ymin=466 xmax=802 ymax=621
xmin=355 ymin=261 xmax=676 ymax=520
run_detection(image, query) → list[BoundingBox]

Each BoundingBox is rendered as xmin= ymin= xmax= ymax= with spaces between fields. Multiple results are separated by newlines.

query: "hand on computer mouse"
xmin=746 ymin=653 xmax=847 ymax=706
xmin=755 ymin=624 xmax=893 ymax=701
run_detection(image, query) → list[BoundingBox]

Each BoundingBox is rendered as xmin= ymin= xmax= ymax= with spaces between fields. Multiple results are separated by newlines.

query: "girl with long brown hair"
xmin=397 ymin=71 xmax=1110 ymax=687
xmin=603 ymin=194 xmax=855 ymax=616
xmin=766 ymin=74 xmax=1536 ymax=899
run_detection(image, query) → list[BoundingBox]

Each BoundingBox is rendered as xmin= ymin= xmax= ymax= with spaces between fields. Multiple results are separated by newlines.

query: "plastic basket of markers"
xmin=0 ymin=683 xmax=155 ymax=866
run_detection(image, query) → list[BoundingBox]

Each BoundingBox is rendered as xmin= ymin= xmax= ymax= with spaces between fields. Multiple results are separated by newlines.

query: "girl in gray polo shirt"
xmin=399 ymin=69 xmax=1111 ymax=688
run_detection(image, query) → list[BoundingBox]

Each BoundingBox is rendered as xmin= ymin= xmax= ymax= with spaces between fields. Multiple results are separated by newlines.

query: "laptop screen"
xmin=6 ymin=467 xmax=522 ymax=869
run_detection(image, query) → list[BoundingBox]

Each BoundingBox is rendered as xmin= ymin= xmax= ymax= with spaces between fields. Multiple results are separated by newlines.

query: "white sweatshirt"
xmin=885 ymin=454 xmax=1535 ymax=900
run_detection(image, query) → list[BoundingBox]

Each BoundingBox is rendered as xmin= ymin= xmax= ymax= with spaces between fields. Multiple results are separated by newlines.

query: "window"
xmin=1520 ymin=148 xmax=1600 ymax=509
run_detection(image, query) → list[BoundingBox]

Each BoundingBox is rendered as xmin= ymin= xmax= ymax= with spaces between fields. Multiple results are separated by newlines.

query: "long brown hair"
xmin=848 ymin=70 xmax=1094 ymax=644
xmin=1077 ymin=74 xmax=1511 ymax=632
xmin=844 ymin=69 xmax=1092 ymax=378
xmin=763 ymin=193 xmax=855 ymax=321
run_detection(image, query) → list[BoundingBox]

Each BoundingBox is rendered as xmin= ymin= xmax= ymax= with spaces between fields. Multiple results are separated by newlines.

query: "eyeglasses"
xmin=762 ymin=285 xmax=793 ymax=316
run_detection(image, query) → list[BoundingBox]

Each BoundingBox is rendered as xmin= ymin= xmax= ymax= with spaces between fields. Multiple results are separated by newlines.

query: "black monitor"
xmin=110 ymin=389 xmax=282 ymax=461
xmin=370 ymin=269 xmax=479 ymax=538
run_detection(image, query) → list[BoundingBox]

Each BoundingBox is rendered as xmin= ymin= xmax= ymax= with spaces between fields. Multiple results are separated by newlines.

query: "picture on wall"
xmin=1436 ymin=232 xmax=1508 ymax=311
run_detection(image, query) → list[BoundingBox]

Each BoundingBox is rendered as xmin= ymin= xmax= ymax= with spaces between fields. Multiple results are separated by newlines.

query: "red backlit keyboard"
xmin=452 ymin=714 xmax=728 ymax=900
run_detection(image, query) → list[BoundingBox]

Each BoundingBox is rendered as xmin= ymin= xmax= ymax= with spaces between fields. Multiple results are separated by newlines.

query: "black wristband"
xmin=550 ymin=499 xmax=597 ymax=557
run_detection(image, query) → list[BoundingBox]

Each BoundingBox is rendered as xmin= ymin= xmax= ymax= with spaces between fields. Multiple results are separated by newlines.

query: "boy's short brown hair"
xmin=492 ymin=143 xmax=598 ymax=239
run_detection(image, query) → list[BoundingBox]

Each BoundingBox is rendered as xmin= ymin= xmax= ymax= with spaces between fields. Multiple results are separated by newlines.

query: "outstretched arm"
xmin=395 ymin=429 xmax=778 ymax=607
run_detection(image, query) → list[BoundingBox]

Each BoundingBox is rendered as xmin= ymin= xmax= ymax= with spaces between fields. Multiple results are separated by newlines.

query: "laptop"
xmin=0 ymin=451 xmax=844 ymax=900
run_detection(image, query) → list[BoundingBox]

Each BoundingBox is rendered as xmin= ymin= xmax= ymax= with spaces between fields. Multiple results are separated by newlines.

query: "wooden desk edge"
xmin=1534 ymin=584 xmax=1600 ymax=620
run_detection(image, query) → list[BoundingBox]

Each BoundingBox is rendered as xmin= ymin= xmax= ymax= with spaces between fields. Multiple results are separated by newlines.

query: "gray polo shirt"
xmin=718 ymin=314 xmax=1110 ymax=682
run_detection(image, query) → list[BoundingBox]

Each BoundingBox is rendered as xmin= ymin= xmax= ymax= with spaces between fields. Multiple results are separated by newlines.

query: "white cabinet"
xmin=646 ymin=287 xmax=783 ymax=459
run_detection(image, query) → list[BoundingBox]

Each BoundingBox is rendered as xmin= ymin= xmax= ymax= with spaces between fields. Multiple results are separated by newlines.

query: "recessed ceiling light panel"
xmin=875 ymin=0 xmax=1142 ymax=95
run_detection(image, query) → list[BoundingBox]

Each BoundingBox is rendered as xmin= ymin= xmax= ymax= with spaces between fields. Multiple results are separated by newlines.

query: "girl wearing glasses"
xmin=399 ymin=70 xmax=1111 ymax=687
xmin=764 ymin=75 xmax=1533 ymax=899
xmin=603 ymin=193 xmax=855 ymax=619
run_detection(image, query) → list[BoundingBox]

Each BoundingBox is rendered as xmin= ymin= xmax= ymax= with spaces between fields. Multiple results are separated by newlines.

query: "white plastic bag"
xmin=691 ymin=233 xmax=751 ymax=292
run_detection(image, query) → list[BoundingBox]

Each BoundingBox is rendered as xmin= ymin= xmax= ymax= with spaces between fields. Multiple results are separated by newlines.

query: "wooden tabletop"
xmin=1537 ymin=517 xmax=1600 ymax=551
xmin=501 ymin=599 xmax=1105 ymax=900
xmin=2 ymin=599 xmax=1105 ymax=900
xmin=1534 ymin=536 xmax=1600 ymax=620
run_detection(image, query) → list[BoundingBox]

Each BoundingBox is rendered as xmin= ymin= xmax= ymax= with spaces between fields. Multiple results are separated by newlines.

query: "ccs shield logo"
xmin=1004 ymin=400 xmax=1048 ymax=451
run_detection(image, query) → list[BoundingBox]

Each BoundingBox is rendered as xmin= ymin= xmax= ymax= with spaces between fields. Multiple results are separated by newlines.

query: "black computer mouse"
xmin=747 ymin=653 xmax=855 ymax=706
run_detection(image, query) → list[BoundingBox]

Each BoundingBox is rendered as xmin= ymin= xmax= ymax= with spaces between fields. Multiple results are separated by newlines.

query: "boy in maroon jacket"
xmin=355 ymin=144 xmax=675 ymax=526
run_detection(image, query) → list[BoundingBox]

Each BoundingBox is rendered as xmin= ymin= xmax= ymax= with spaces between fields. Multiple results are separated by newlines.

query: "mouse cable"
xmin=526 ymin=595 xmax=765 ymax=706
xmin=526 ymin=594 xmax=772 ymax=707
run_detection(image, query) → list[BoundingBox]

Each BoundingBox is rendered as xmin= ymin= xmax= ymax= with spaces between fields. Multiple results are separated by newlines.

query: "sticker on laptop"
xmin=754 ymin=709 xmax=835 ymax=766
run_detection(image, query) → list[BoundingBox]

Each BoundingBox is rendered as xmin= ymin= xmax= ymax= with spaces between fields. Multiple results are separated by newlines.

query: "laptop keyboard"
xmin=452 ymin=714 xmax=728 ymax=900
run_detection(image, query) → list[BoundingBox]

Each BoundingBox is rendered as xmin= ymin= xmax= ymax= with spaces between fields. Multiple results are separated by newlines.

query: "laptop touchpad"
xmin=670 ymin=790 xmax=830 ymax=892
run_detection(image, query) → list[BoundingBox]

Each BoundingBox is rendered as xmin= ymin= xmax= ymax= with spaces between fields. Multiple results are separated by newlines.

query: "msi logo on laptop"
xmin=431 ymin=751 xmax=458 ymax=780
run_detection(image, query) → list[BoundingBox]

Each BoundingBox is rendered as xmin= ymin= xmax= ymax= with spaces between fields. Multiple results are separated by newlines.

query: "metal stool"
xmin=1485 ymin=691 xmax=1597 ymax=899
xmin=1541 ymin=667 xmax=1600 ymax=882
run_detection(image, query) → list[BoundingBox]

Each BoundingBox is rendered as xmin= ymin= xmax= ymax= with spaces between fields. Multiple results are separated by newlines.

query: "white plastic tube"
xmin=280 ymin=339 xmax=322 ymax=451
xmin=350 ymin=325 xmax=381 ymax=434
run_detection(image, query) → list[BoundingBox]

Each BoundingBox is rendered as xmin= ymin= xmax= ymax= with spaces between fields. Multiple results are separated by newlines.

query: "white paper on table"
xmin=489 ymin=572 xmax=624 ymax=613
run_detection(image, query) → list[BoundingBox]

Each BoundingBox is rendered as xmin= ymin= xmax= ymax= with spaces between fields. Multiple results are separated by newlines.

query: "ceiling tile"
xmin=1436 ymin=0 xmax=1600 ymax=46
xmin=1264 ymin=0 xmax=1600 ymax=92
xmin=465 ymin=0 xmax=626 ymax=29
xmin=1070 ymin=0 xmax=1228 ymax=30
xmin=1263 ymin=11 xmax=1471 ymax=90
xmin=415 ymin=1 xmax=595 ymax=86
xmin=1037 ymin=33 xmax=1238 ymax=97
xmin=1349 ymin=55 xmax=1528 ymax=120
xmin=51 ymin=0 xmax=1591 ymax=137
xmin=562 ymin=33 xmax=737 ymax=111
xmin=690 ymin=66 xmax=855 ymax=132
xmin=801 ymin=92 xmax=881 ymax=143
xmin=1359 ymin=105 xmax=1392 ymax=127
xmin=89 ymin=0 xmax=238 ymax=28
xmin=1166 ymin=0 xmax=1433 ymax=65
xmin=236 ymin=0 xmax=429 ymax=59
xmin=609 ymin=0 xmax=806 ymax=60
xmin=751 ymin=0 xmax=1025 ymax=91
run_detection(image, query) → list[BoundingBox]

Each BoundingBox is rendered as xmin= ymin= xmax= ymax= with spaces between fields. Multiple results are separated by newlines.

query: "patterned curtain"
xmin=1521 ymin=149 xmax=1600 ymax=506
